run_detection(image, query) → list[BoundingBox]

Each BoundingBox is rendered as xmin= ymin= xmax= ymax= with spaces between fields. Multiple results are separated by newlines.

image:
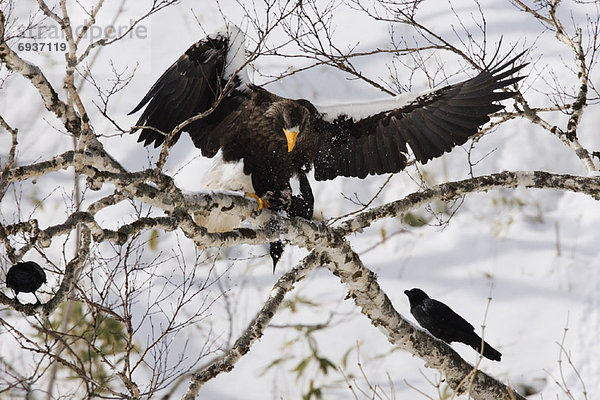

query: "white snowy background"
xmin=1 ymin=0 xmax=599 ymax=399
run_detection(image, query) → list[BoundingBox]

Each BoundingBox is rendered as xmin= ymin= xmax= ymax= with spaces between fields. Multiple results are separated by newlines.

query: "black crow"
xmin=404 ymin=288 xmax=502 ymax=361
xmin=6 ymin=261 xmax=46 ymax=304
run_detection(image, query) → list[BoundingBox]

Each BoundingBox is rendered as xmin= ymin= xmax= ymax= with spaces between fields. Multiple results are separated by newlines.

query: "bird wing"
xmin=426 ymin=298 xmax=475 ymax=336
xmin=309 ymin=53 xmax=526 ymax=181
xmin=129 ymin=27 xmax=249 ymax=156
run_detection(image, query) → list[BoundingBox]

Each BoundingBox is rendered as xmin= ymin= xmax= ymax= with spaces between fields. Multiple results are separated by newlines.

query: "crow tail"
xmin=465 ymin=332 xmax=502 ymax=361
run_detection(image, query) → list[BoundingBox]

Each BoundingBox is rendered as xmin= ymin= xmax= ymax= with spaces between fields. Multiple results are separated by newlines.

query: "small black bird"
xmin=404 ymin=288 xmax=502 ymax=361
xmin=6 ymin=261 xmax=46 ymax=304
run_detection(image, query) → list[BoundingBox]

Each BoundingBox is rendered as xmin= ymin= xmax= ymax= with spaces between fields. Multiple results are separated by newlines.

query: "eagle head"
xmin=266 ymin=100 xmax=311 ymax=153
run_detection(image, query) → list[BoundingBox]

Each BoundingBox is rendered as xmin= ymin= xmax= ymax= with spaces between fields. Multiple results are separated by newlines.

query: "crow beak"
xmin=283 ymin=127 xmax=299 ymax=152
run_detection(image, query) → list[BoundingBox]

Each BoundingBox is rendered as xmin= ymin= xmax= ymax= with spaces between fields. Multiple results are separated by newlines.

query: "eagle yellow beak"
xmin=283 ymin=128 xmax=298 ymax=152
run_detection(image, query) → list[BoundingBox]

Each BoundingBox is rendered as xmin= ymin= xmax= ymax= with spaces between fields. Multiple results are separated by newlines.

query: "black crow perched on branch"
xmin=6 ymin=261 xmax=46 ymax=304
xmin=404 ymin=288 xmax=501 ymax=361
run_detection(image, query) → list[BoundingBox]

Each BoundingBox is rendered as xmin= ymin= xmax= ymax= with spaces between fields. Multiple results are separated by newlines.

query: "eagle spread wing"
xmin=129 ymin=26 xmax=248 ymax=158
xmin=310 ymin=54 xmax=526 ymax=181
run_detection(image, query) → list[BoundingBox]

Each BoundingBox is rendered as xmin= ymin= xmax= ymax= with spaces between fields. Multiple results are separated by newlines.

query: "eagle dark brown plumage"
xmin=129 ymin=25 xmax=526 ymax=269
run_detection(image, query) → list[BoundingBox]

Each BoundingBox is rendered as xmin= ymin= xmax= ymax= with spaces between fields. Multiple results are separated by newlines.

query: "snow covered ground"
xmin=1 ymin=0 xmax=599 ymax=399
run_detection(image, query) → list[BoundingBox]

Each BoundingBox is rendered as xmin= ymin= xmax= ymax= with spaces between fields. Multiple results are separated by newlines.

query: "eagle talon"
xmin=245 ymin=192 xmax=270 ymax=211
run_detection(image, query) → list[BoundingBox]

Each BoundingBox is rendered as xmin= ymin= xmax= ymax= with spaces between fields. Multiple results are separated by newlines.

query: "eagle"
xmin=129 ymin=25 xmax=525 ymax=269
